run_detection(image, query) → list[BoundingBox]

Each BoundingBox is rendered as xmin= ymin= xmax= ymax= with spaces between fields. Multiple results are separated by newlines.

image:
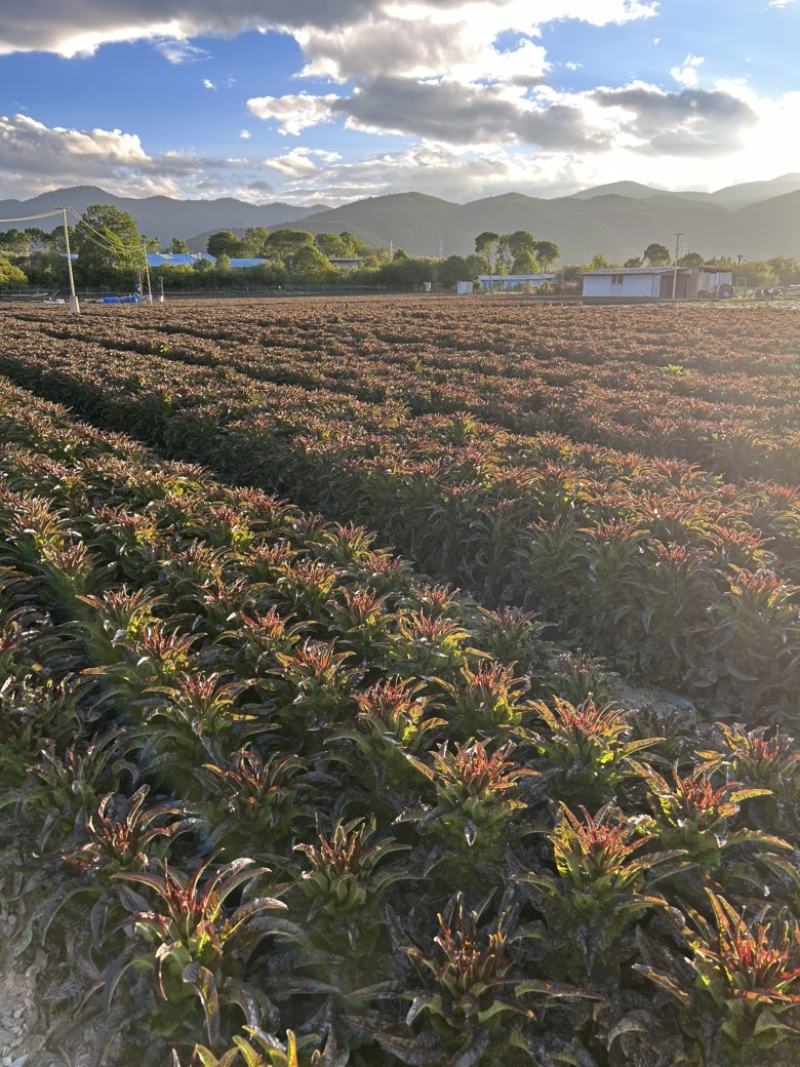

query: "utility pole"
xmin=142 ymin=242 xmax=153 ymax=303
xmin=671 ymin=232 xmax=682 ymax=300
xmin=62 ymin=207 xmax=80 ymax=314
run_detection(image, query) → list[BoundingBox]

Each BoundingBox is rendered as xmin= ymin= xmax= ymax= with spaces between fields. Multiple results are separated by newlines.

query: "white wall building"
xmin=581 ymin=267 xmax=733 ymax=300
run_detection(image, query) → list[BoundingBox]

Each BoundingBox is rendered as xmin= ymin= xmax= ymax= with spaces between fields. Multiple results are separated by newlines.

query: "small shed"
xmin=697 ymin=269 xmax=734 ymax=295
xmin=327 ymin=257 xmax=365 ymax=270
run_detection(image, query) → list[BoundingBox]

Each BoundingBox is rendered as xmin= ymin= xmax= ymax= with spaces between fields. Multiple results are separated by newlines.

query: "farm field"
xmin=2 ymin=299 xmax=800 ymax=713
xmin=2 ymin=298 xmax=800 ymax=1066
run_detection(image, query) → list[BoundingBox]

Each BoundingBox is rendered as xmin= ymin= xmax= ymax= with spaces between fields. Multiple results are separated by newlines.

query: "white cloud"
xmin=0 ymin=112 xmax=271 ymax=200
xmin=0 ymin=113 xmax=151 ymax=172
xmin=246 ymin=92 xmax=341 ymax=134
xmin=203 ymin=75 xmax=236 ymax=88
xmin=332 ymin=78 xmax=608 ymax=150
xmin=3 ymin=0 xmax=797 ymax=214
xmin=670 ymin=54 xmax=703 ymax=88
xmin=296 ymin=19 xmax=548 ymax=85
xmin=591 ymin=82 xmax=756 ymax=156
xmin=0 ymin=0 xmax=658 ymax=57
xmin=264 ymin=146 xmax=342 ymax=177
xmin=259 ymin=142 xmax=574 ymax=204
xmin=155 ymin=38 xmax=210 ymax=63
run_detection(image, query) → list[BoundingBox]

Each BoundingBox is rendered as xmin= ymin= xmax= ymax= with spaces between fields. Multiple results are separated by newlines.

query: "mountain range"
xmin=0 ymin=186 xmax=330 ymax=244
xmin=2 ymin=175 xmax=799 ymax=265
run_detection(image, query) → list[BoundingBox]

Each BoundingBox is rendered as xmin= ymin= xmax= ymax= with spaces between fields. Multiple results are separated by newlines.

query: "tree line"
xmin=1 ymin=205 xmax=798 ymax=294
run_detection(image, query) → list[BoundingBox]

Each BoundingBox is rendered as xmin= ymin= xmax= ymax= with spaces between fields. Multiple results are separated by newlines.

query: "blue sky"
xmin=1 ymin=1 xmax=798 ymax=205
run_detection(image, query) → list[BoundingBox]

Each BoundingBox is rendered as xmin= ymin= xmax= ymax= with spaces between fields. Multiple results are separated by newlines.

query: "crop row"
xmin=13 ymin=300 xmax=800 ymax=484
xmin=2 ymin=304 xmax=800 ymax=716
xmin=4 ymin=374 xmax=800 ymax=1067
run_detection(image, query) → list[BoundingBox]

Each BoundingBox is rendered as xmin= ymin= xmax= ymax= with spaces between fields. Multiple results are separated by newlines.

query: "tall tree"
xmin=24 ymin=227 xmax=50 ymax=252
xmin=737 ymin=260 xmax=777 ymax=288
xmin=240 ymin=228 xmax=271 ymax=257
xmin=768 ymin=257 xmax=800 ymax=285
xmin=511 ymin=250 xmax=539 ymax=274
xmin=338 ymin=231 xmax=370 ymax=256
xmin=47 ymin=224 xmax=73 ymax=254
xmin=678 ymin=252 xmax=705 ymax=268
xmin=0 ymin=255 xmax=28 ymax=289
xmin=208 ymin=230 xmax=245 ymax=257
xmin=643 ymin=242 xmax=671 ymax=267
xmin=315 ymin=232 xmax=349 ymax=257
xmin=73 ymin=205 xmax=143 ymax=281
xmin=0 ymin=229 xmax=29 ymax=255
xmin=475 ymin=232 xmax=500 ymax=271
xmin=266 ymin=229 xmax=314 ymax=264
xmin=504 ymin=230 xmax=537 ymax=258
xmin=437 ymin=254 xmax=484 ymax=288
xmin=534 ymin=240 xmax=559 ymax=268
xmin=291 ymin=245 xmax=338 ymax=283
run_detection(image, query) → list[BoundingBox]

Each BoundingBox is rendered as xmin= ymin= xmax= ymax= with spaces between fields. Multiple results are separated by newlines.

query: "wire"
xmin=67 ymin=206 xmax=148 ymax=260
xmin=68 ymin=208 xmax=128 ymax=252
xmin=0 ymin=209 xmax=64 ymax=224
xmin=72 ymin=223 xmax=126 ymax=255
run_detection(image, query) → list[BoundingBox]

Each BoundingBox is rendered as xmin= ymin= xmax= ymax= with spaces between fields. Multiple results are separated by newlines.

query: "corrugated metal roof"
xmin=478 ymin=274 xmax=554 ymax=281
xmin=146 ymin=253 xmax=216 ymax=267
xmin=582 ymin=267 xmax=685 ymax=276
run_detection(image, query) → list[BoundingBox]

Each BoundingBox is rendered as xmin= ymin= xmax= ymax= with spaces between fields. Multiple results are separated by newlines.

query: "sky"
xmin=1 ymin=1 xmax=799 ymax=207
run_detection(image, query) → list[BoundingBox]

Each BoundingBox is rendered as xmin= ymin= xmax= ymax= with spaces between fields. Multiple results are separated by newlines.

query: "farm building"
xmin=146 ymin=253 xmax=216 ymax=268
xmin=582 ymin=267 xmax=734 ymax=300
xmin=478 ymin=273 xmax=554 ymax=292
xmin=327 ymin=257 xmax=366 ymax=270
xmin=145 ymin=253 xmax=364 ymax=271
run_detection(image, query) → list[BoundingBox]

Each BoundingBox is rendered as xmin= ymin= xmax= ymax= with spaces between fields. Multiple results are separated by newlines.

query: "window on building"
xmin=611 ymin=275 xmax=624 ymax=286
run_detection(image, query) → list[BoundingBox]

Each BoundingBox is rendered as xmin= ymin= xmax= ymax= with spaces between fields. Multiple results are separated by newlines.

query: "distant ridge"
xmin=279 ymin=189 xmax=795 ymax=263
xmin=709 ymin=173 xmax=800 ymax=209
xmin=2 ymin=177 xmax=799 ymax=263
xmin=735 ymin=189 xmax=800 ymax=254
xmin=0 ymin=186 xmax=330 ymax=243
xmin=567 ymin=174 xmax=800 ymax=209
xmin=567 ymin=181 xmax=706 ymax=202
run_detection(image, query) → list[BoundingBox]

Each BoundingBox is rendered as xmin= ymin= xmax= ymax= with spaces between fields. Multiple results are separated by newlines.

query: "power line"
xmin=0 ymin=209 xmax=64 ymax=224
xmin=67 ymin=207 xmax=141 ymax=257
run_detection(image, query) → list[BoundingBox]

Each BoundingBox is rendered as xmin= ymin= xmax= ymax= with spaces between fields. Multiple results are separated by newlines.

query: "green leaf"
xmin=183 ymin=962 xmax=221 ymax=1046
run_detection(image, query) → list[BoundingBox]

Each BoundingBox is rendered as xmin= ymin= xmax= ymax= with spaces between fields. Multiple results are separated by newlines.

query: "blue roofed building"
xmin=146 ymin=252 xmax=216 ymax=268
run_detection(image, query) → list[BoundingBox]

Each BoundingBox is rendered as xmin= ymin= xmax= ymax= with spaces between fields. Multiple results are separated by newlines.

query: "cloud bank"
xmin=0 ymin=1 xmax=796 ymax=206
